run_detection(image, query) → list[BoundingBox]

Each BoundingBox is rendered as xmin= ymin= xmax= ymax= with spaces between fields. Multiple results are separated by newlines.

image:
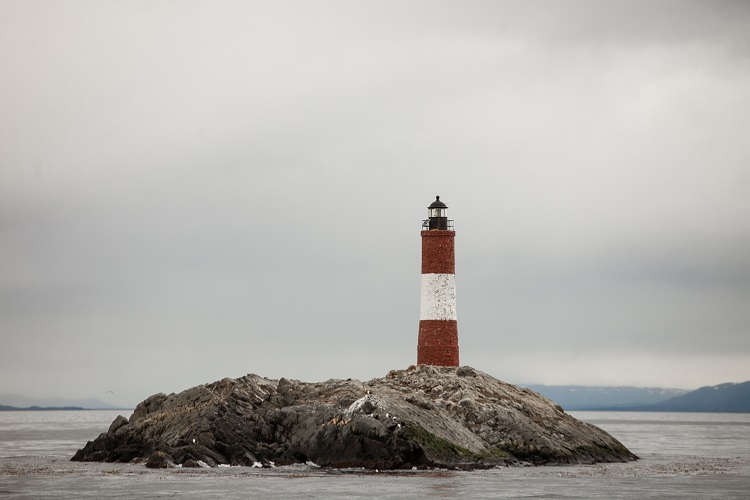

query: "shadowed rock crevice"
xmin=71 ymin=366 xmax=637 ymax=469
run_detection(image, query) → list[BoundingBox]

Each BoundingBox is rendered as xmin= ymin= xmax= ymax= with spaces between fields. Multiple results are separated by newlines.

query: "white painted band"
xmin=420 ymin=273 xmax=457 ymax=320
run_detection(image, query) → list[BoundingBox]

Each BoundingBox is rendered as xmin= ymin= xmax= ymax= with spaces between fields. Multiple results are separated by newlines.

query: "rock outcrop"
xmin=71 ymin=366 xmax=637 ymax=469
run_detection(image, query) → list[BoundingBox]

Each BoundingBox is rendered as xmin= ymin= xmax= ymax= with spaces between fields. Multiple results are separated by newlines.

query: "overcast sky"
xmin=2 ymin=1 xmax=749 ymax=407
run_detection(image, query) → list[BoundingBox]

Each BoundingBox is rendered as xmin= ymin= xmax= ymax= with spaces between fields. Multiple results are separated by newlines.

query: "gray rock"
xmin=108 ymin=415 xmax=128 ymax=433
xmin=71 ymin=366 xmax=637 ymax=469
xmin=146 ymin=450 xmax=176 ymax=468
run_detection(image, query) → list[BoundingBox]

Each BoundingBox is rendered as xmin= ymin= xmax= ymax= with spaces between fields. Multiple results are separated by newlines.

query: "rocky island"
xmin=72 ymin=365 xmax=636 ymax=469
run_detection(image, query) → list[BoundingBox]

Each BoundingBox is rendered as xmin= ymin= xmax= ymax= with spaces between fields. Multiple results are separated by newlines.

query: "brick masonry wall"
xmin=417 ymin=320 xmax=459 ymax=366
xmin=418 ymin=228 xmax=459 ymax=366
xmin=421 ymin=231 xmax=455 ymax=274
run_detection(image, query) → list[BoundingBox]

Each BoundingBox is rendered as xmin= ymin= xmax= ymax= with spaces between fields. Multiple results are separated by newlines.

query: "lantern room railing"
xmin=422 ymin=219 xmax=454 ymax=231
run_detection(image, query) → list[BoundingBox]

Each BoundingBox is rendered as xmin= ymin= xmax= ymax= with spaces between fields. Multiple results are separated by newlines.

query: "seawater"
xmin=1 ymin=410 xmax=749 ymax=499
xmin=569 ymin=411 xmax=750 ymax=458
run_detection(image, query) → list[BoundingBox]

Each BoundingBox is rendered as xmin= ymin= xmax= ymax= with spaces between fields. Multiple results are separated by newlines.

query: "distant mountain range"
xmin=0 ymin=394 xmax=123 ymax=411
xmin=525 ymin=385 xmax=688 ymax=410
xmin=616 ymin=382 xmax=750 ymax=413
xmin=0 ymin=404 xmax=86 ymax=411
xmin=527 ymin=381 xmax=750 ymax=413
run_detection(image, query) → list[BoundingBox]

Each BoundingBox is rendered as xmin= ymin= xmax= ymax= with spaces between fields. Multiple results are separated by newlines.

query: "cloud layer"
xmin=2 ymin=1 xmax=749 ymax=406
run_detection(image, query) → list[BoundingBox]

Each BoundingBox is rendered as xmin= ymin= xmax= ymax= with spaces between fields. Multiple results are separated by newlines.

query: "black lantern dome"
xmin=428 ymin=196 xmax=448 ymax=210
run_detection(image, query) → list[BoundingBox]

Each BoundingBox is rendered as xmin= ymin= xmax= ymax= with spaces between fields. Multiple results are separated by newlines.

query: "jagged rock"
xmin=71 ymin=366 xmax=637 ymax=469
xmin=108 ymin=415 xmax=128 ymax=434
xmin=146 ymin=450 xmax=177 ymax=468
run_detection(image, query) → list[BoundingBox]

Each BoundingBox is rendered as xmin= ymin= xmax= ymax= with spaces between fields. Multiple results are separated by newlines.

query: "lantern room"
xmin=423 ymin=196 xmax=454 ymax=231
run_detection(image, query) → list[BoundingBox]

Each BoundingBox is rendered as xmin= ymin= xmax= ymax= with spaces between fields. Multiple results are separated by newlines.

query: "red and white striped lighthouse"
xmin=417 ymin=196 xmax=459 ymax=366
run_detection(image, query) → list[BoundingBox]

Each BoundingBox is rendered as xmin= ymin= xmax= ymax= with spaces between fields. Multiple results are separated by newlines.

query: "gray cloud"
xmin=1 ymin=1 xmax=749 ymax=406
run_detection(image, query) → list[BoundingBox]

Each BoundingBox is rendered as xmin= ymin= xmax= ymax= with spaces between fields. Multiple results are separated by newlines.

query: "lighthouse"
xmin=417 ymin=196 xmax=459 ymax=366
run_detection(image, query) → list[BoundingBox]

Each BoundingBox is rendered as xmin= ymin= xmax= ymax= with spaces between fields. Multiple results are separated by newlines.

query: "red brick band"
xmin=421 ymin=231 xmax=455 ymax=274
xmin=417 ymin=320 xmax=459 ymax=366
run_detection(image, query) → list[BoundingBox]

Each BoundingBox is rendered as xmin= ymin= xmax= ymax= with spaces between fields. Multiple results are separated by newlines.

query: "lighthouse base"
xmin=417 ymin=320 xmax=459 ymax=366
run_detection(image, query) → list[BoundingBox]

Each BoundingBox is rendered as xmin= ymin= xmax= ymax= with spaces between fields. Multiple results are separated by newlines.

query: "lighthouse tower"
xmin=417 ymin=196 xmax=459 ymax=366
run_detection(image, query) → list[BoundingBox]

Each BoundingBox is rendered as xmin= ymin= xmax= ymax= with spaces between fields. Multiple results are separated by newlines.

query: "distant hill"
xmin=524 ymin=385 xmax=687 ymax=410
xmin=0 ymin=404 xmax=85 ymax=411
xmin=527 ymin=382 xmax=750 ymax=413
xmin=620 ymin=381 xmax=750 ymax=413
xmin=0 ymin=394 xmax=122 ymax=410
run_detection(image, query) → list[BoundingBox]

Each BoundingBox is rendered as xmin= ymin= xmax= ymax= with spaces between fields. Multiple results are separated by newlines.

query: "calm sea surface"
xmin=1 ymin=410 xmax=749 ymax=499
